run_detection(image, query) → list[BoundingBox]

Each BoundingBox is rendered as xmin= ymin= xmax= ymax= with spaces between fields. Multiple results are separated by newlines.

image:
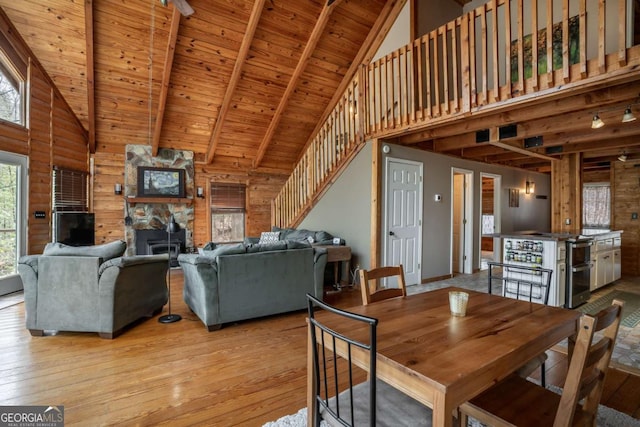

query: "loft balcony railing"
xmin=273 ymin=0 xmax=637 ymax=228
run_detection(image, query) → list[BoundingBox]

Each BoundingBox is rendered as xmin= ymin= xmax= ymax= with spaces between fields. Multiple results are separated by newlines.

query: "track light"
xmin=622 ymin=107 xmax=636 ymax=123
xmin=618 ymin=153 xmax=628 ymax=162
xmin=591 ymin=114 xmax=604 ymax=129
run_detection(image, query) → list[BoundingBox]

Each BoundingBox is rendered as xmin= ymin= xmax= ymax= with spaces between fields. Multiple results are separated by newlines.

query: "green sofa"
xmin=178 ymin=240 xmax=328 ymax=331
xmin=18 ymin=240 xmax=169 ymax=338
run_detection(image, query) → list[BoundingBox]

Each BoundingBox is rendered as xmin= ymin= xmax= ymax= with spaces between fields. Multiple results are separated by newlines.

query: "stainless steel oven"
xmin=565 ymin=237 xmax=593 ymax=308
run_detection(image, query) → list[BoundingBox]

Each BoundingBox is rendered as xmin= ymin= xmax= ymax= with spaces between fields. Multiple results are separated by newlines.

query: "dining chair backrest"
xmin=359 ymin=265 xmax=407 ymax=306
xmin=554 ymin=299 xmax=623 ymax=426
xmin=307 ymin=293 xmax=378 ymax=426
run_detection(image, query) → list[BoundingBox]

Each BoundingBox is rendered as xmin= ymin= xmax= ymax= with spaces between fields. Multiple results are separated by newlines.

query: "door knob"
xmin=389 ymin=231 xmax=395 ymax=236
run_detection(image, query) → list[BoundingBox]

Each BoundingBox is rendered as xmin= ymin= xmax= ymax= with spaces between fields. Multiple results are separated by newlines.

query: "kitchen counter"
xmin=485 ymin=230 xmax=623 ymax=241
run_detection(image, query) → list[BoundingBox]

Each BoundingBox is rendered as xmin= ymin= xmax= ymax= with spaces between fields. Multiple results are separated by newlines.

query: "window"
xmin=53 ymin=167 xmax=89 ymax=212
xmin=0 ymin=50 xmax=25 ymax=126
xmin=583 ymin=183 xmax=610 ymax=229
xmin=210 ymin=183 xmax=246 ymax=243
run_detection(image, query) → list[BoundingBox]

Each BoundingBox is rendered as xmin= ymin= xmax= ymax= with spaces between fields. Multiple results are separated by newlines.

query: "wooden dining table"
xmin=307 ymin=286 xmax=581 ymax=427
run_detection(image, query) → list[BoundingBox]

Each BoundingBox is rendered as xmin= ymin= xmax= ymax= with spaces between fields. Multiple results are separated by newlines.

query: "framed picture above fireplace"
xmin=137 ymin=167 xmax=186 ymax=198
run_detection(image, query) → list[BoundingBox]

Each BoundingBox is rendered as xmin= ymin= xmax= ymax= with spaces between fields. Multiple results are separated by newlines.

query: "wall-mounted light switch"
xmin=565 ymin=218 xmax=571 ymax=225
xmin=632 ymin=213 xmax=638 ymax=220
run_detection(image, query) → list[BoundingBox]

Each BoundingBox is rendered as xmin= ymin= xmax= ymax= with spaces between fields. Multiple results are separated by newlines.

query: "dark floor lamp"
xmin=159 ymin=214 xmax=182 ymax=323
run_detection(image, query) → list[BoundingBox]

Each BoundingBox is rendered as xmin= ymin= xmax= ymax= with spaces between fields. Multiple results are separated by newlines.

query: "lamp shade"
xmin=166 ymin=215 xmax=181 ymax=233
xmin=591 ymin=114 xmax=605 ymax=129
xmin=622 ymin=108 xmax=636 ymax=123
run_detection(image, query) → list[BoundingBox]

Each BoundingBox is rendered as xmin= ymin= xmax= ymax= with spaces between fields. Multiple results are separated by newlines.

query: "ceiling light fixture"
xmin=622 ymin=107 xmax=636 ymax=123
xmin=618 ymin=153 xmax=628 ymax=162
xmin=591 ymin=114 xmax=604 ymax=129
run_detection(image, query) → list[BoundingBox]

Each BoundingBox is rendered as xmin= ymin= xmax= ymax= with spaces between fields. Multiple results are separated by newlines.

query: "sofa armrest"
xmin=18 ymin=255 xmax=41 ymax=329
xmin=178 ymin=253 xmax=221 ymax=329
xmin=97 ymin=254 xmax=169 ymax=332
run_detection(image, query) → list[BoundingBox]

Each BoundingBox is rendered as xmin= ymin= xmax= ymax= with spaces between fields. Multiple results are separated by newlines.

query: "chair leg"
xmin=540 ymin=361 xmax=546 ymax=388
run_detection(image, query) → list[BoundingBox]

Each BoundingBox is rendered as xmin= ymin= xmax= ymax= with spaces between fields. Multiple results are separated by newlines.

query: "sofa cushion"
xmin=259 ymin=231 xmax=280 ymax=244
xmin=207 ymin=242 xmax=246 ymax=257
xmin=285 ymin=239 xmax=312 ymax=250
xmin=43 ymin=240 xmax=126 ymax=261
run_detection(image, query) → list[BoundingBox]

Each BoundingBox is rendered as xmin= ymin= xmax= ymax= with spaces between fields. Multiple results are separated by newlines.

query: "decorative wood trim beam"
xmin=253 ymin=0 xmax=341 ymax=168
xmin=295 ymin=0 xmax=407 ymax=163
xmin=152 ymin=5 xmax=181 ymax=156
xmin=205 ymin=0 xmax=266 ymax=164
xmin=85 ymin=0 xmax=96 ymax=153
xmin=488 ymin=140 xmax=558 ymax=162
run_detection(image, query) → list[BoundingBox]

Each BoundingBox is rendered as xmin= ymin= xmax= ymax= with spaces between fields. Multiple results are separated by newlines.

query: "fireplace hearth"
xmin=135 ymin=229 xmax=185 ymax=267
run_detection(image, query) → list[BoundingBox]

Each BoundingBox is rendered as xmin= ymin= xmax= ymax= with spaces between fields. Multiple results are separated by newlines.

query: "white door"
xmin=0 ymin=151 xmax=27 ymax=296
xmin=384 ymin=158 xmax=422 ymax=286
xmin=451 ymin=169 xmax=473 ymax=275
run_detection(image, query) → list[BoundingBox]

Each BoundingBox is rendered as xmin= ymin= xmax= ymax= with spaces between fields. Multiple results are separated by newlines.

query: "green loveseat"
xmin=178 ymin=240 xmax=327 ymax=331
xmin=18 ymin=240 xmax=169 ymax=338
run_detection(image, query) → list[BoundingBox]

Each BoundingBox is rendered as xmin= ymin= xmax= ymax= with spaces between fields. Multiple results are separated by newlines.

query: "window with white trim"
xmin=0 ymin=49 xmax=25 ymax=126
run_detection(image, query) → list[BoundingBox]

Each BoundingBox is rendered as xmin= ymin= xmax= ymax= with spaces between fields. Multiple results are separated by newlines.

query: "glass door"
xmin=0 ymin=151 xmax=27 ymax=296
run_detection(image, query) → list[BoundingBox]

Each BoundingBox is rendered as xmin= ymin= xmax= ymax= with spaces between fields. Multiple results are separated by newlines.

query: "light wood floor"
xmin=1 ymin=271 xmax=639 ymax=426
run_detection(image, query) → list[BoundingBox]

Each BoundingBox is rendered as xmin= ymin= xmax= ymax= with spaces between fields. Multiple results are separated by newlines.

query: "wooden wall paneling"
xmin=613 ymin=160 xmax=640 ymax=275
xmin=92 ymin=152 xmax=126 ymax=244
xmin=551 ymin=153 xmax=582 ymax=233
xmin=52 ymin=93 xmax=88 ymax=172
xmin=27 ymin=65 xmax=52 ymax=253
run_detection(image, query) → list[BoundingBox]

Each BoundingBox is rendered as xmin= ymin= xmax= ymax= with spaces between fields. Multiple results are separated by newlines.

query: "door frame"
xmin=451 ymin=168 xmax=473 ymax=274
xmin=383 ymin=156 xmax=423 ymax=285
xmin=0 ymin=150 xmax=28 ymax=295
xmin=479 ymin=172 xmax=502 ymax=265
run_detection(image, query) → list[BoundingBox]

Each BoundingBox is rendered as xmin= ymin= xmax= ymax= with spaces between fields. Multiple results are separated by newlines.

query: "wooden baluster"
xmin=579 ymin=0 xmax=587 ymax=77
xmin=546 ymin=0 xmax=554 ymax=87
xmin=492 ymin=0 xmax=499 ymax=101
xmin=532 ymin=0 xmax=539 ymax=90
xmin=441 ymin=26 xmax=450 ymax=114
xmin=504 ymin=0 xmax=513 ymax=97
xmin=415 ymin=38 xmax=424 ymax=120
xmin=562 ymin=0 xmax=570 ymax=82
xmin=467 ymin=11 xmax=477 ymax=108
xmin=425 ymin=33 xmax=433 ymax=118
xmin=432 ymin=29 xmax=441 ymax=116
xmin=618 ymin=0 xmax=627 ymax=66
xmin=451 ymin=19 xmax=460 ymax=112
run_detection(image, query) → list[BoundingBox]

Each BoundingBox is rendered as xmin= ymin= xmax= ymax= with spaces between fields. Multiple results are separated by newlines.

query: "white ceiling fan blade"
xmin=170 ymin=0 xmax=194 ymax=16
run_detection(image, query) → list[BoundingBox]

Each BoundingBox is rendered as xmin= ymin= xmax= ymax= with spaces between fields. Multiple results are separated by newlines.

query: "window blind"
xmin=210 ymin=183 xmax=246 ymax=210
xmin=53 ymin=167 xmax=89 ymax=212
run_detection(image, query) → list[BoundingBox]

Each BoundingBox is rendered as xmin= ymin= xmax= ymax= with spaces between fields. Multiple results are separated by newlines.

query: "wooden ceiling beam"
xmin=85 ymin=0 xmax=96 ymax=153
xmin=152 ymin=5 xmax=181 ymax=156
xmin=397 ymin=80 xmax=640 ymax=146
xmin=205 ymin=0 xmax=266 ymax=164
xmin=488 ymin=140 xmax=558 ymax=162
xmin=253 ymin=0 xmax=340 ymax=168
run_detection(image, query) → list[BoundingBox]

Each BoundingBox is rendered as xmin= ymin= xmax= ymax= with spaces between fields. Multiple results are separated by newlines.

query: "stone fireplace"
xmin=123 ymin=145 xmax=195 ymax=257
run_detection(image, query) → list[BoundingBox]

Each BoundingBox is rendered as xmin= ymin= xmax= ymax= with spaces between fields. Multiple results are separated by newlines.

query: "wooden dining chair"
xmin=459 ymin=299 xmax=624 ymax=427
xmin=358 ymin=265 xmax=407 ymax=306
xmin=306 ymin=294 xmax=432 ymax=427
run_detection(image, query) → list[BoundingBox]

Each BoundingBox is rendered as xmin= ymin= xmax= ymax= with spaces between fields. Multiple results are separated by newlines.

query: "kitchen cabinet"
xmin=590 ymin=232 xmax=622 ymax=290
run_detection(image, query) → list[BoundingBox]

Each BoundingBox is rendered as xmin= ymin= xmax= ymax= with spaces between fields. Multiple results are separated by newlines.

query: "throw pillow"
xmin=209 ymin=242 xmax=246 ymax=257
xmin=259 ymin=231 xmax=280 ymax=244
xmin=43 ymin=240 xmax=127 ymax=261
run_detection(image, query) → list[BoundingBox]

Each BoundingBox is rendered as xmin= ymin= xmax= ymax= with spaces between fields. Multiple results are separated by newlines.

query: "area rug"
xmin=577 ymin=290 xmax=640 ymax=328
xmin=264 ymin=403 xmax=640 ymax=427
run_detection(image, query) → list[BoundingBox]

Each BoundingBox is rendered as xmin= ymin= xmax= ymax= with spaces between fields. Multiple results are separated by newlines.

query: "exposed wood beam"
xmin=488 ymin=140 xmax=558 ymax=162
xmin=84 ymin=0 xmax=96 ymax=153
xmin=152 ymin=5 xmax=181 ymax=156
xmin=206 ymin=0 xmax=266 ymax=164
xmin=296 ymin=0 xmax=408 ymax=163
xmin=253 ymin=0 xmax=340 ymax=168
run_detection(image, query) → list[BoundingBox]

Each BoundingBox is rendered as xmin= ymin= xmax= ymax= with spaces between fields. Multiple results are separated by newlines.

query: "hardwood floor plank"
xmin=1 ymin=271 xmax=638 ymax=426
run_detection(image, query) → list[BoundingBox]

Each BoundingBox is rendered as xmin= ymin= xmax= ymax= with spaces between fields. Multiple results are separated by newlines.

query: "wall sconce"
xmin=114 ymin=183 xmax=122 ymax=195
xmin=525 ymin=181 xmax=535 ymax=194
xmin=196 ymin=186 xmax=205 ymax=198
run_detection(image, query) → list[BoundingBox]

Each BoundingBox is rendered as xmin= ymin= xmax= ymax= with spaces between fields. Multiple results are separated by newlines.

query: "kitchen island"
xmin=485 ymin=230 xmax=622 ymax=308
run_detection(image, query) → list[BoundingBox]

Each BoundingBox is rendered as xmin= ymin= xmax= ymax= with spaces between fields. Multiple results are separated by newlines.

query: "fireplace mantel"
xmin=127 ymin=197 xmax=193 ymax=205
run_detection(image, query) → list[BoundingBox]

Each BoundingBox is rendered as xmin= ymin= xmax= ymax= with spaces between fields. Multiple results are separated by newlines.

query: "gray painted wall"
xmin=298 ymin=143 xmax=373 ymax=273
xmin=299 ymin=141 xmax=551 ymax=283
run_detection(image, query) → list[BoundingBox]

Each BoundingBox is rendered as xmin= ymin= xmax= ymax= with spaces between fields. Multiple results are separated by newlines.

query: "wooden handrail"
xmin=273 ymin=0 xmax=633 ymax=229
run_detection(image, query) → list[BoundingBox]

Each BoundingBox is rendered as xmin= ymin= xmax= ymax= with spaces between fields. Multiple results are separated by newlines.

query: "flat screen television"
xmin=54 ymin=212 xmax=95 ymax=246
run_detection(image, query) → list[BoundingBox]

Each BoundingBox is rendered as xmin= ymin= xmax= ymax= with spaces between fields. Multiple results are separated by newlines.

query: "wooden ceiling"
xmin=0 ymin=0 xmax=390 ymax=174
xmin=1 ymin=0 xmax=639 ymax=176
